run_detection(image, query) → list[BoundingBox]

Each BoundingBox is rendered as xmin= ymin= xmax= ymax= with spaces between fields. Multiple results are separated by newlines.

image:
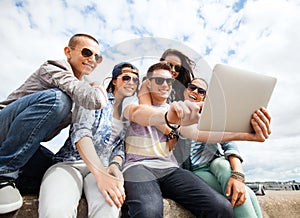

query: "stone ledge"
xmin=0 ymin=190 xmax=299 ymax=218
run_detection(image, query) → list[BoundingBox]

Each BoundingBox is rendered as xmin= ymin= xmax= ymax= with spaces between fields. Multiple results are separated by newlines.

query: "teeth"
xmin=189 ymin=95 xmax=196 ymax=100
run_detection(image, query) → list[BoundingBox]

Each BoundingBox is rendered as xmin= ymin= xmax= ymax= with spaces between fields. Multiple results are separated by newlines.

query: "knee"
xmin=212 ymin=197 xmax=233 ymax=218
xmin=51 ymin=89 xmax=72 ymax=117
xmin=37 ymin=88 xmax=72 ymax=119
xmin=210 ymin=157 xmax=231 ymax=173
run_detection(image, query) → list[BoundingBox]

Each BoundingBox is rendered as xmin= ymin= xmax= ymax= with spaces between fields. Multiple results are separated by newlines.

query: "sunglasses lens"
xmin=95 ymin=54 xmax=103 ymax=63
xmin=188 ymin=84 xmax=197 ymax=91
xmin=132 ymin=77 xmax=139 ymax=84
xmin=122 ymin=75 xmax=131 ymax=81
xmin=198 ymin=88 xmax=206 ymax=95
xmin=188 ymin=84 xmax=206 ymax=95
xmin=167 ymin=62 xmax=181 ymax=72
xmin=151 ymin=78 xmax=173 ymax=85
xmin=155 ymin=78 xmax=164 ymax=85
xmin=174 ymin=65 xmax=182 ymax=72
xmin=121 ymin=75 xmax=139 ymax=84
xmin=166 ymin=79 xmax=174 ymax=85
xmin=81 ymin=48 xmax=93 ymax=57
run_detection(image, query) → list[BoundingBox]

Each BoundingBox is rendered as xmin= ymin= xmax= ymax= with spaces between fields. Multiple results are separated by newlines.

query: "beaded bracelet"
xmin=231 ymin=171 xmax=245 ymax=178
xmin=231 ymin=171 xmax=245 ymax=183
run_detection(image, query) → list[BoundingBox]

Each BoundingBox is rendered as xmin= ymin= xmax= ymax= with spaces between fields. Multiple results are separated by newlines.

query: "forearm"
xmin=228 ymin=156 xmax=243 ymax=173
xmin=180 ymin=125 xmax=252 ymax=143
xmin=76 ymin=136 xmax=106 ymax=176
xmin=123 ymin=104 xmax=166 ymax=126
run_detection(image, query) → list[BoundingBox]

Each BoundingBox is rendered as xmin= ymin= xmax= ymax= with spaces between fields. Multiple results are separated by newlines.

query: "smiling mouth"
xmin=188 ymin=94 xmax=197 ymax=101
xmin=83 ymin=62 xmax=94 ymax=69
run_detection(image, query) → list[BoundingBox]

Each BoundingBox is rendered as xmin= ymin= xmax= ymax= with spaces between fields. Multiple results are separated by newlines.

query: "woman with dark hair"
xmin=160 ymin=48 xmax=195 ymax=101
xmin=39 ymin=62 xmax=139 ymax=218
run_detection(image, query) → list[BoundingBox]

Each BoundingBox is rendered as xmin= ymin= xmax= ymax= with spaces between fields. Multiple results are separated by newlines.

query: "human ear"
xmin=64 ymin=46 xmax=71 ymax=59
xmin=146 ymin=79 xmax=151 ymax=90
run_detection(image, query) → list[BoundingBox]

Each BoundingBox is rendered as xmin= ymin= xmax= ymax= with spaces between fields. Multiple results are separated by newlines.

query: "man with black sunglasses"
xmin=120 ymin=62 xmax=234 ymax=218
xmin=0 ymin=33 xmax=108 ymax=214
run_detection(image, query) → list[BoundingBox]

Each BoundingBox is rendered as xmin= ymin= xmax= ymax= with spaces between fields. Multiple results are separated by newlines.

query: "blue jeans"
xmin=0 ymin=88 xmax=72 ymax=175
xmin=123 ymin=165 xmax=233 ymax=218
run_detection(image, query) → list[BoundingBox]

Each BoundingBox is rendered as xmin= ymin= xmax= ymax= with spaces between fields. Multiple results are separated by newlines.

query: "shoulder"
xmin=42 ymin=59 xmax=71 ymax=71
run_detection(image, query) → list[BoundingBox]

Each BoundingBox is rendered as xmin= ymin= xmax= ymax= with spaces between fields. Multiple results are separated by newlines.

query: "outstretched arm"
xmin=180 ymin=107 xmax=271 ymax=143
xmin=123 ymin=100 xmax=202 ymax=126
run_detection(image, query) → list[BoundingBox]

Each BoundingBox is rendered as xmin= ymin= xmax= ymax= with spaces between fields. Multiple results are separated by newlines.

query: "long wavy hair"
xmin=160 ymin=49 xmax=195 ymax=101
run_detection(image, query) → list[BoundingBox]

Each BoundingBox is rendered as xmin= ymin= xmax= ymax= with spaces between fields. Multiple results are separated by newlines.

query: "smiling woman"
xmin=38 ymin=62 xmax=140 ymax=217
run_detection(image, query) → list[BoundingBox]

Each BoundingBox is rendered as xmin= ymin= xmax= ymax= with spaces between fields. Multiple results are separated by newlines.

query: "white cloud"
xmin=0 ymin=0 xmax=299 ymax=182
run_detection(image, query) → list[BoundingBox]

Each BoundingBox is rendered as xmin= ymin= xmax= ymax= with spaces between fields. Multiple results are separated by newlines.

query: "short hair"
xmin=68 ymin=33 xmax=99 ymax=48
xmin=146 ymin=62 xmax=171 ymax=78
xmin=192 ymin=77 xmax=208 ymax=88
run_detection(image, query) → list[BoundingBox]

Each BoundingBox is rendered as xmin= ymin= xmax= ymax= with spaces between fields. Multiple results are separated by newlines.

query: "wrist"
xmin=109 ymin=160 xmax=122 ymax=171
xmin=166 ymin=129 xmax=179 ymax=141
xmin=230 ymin=171 xmax=245 ymax=183
xmin=164 ymin=112 xmax=180 ymax=130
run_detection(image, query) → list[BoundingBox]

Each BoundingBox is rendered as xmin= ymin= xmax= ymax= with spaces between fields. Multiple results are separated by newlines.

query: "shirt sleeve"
xmin=120 ymin=95 xmax=139 ymax=120
xmin=221 ymin=142 xmax=243 ymax=162
xmin=71 ymin=104 xmax=95 ymax=145
xmin=41 ymin=60 xmax=108 ymax=110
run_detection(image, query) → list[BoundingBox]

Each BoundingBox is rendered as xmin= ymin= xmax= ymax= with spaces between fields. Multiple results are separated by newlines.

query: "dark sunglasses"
xmin=167 ymin=62 xmax=182 ymax=72
xmin=80 ymin=48 xmax=103 ymax=64
xmin=187 ymin=83 xmax=206 ymax=95
xmin=149 ymin=77 xmax=174 ymax=86
xmin=118 ymin=75 xmax=139 ymax=84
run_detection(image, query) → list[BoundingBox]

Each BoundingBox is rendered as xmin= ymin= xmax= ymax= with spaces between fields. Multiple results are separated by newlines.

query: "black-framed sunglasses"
xmin=149 ymin=77 xmax=175 ymax=86
xmin=80 ymin=48 xmax=103 ymax=64
xmin=118 ymin=75 xmax=139 ymax=84
xmin=167 ymin=63 xmax=182 ymax=72
xmin=187 ymin=83 xmax=206 ymax=95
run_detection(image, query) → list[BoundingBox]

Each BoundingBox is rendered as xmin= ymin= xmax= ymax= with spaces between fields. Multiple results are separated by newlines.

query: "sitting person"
xmin=121 ymin=63 xmax=271 ymax=217
xmin=38 ymin=62 xmax=140 ymax=217
xmin=0 ymin=33 xmax=107 ymax=214
xmin=173 ymin=78 xmax=262 ymax=218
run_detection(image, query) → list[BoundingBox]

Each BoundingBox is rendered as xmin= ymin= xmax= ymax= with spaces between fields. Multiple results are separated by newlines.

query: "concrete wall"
xmin=1 ymin=190 xmax=299 ymax=218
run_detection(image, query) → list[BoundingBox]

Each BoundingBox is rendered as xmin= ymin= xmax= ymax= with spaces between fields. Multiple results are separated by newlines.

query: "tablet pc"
xmin=197 ymin=64 xmax=277 ymax=133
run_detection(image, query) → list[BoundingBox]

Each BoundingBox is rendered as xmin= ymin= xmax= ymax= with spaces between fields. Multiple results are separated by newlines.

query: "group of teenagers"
xmin=0 ymin=33 xmax=272 ymax=218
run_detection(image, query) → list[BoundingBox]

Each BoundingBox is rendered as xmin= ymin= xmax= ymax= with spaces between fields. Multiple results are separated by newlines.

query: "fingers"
xmin=231 ymin=192 xmax=246 ymax=207
xmin=168 ymin=100 xmax=202 ymax=125
xmin=251 ymin=109 xmax=271 ymax=141
xmin=102 ymin=190 xmax=115 ymax=207
xmin=102 ymin=184 xmax=126 ymax=208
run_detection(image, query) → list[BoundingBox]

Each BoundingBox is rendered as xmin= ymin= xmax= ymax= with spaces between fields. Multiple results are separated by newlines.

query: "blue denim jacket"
xmin=54 ymin=92 xmax=125 ymax=166
xmin=173 ymin=137 xmax=243 ymax=170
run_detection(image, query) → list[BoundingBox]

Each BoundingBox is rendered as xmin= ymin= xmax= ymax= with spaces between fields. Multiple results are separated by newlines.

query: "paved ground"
xmin=257 ymin=190 xmax=300 ymax=218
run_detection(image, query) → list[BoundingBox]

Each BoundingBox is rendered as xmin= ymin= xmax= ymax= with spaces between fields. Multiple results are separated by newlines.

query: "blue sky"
xmin=1 ymin=0 xmax=299 ymax=182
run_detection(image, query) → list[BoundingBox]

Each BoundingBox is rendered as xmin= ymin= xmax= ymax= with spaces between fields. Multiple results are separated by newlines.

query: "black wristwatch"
xmin=166 ymin=129 xmax=179 ymax=141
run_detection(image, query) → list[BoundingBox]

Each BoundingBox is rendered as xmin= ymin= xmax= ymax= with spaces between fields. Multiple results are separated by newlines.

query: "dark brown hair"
xmin=146 ymin=62 xmax=171 ymax=78
xmin=160 ymin=49 xmax=195 ymax=101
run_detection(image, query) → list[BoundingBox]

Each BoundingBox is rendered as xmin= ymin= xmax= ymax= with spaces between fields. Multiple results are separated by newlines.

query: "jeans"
xmin=123 ymin=165 xmax=233 ymax=218
xmin=193 ymin=157 xmax=262 ymax=218
xmin=0 ymin=88 xmax=72 ymax=176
